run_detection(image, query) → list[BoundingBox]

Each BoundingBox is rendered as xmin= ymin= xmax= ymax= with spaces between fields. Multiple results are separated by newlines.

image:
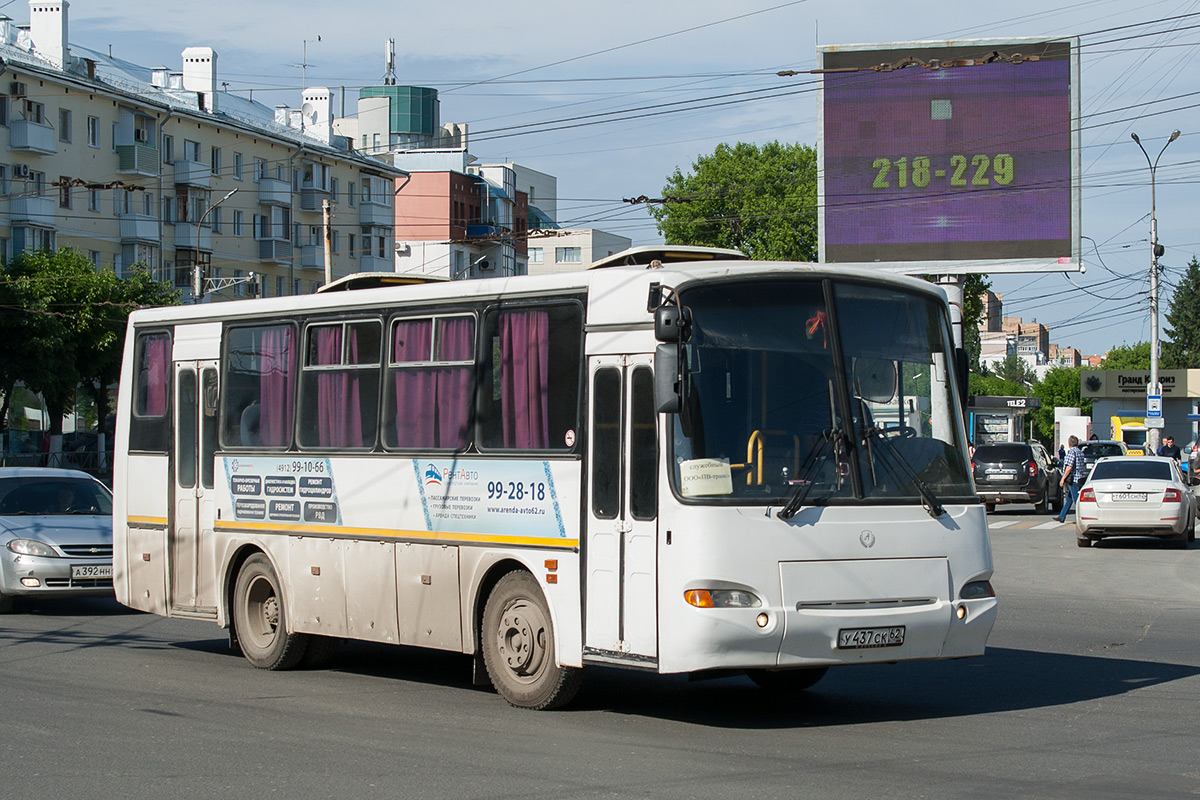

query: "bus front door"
xmin=585 ymin=355 xmax=659 ymax=662
xmin=170 ymin=360 xmax=219 ymax=616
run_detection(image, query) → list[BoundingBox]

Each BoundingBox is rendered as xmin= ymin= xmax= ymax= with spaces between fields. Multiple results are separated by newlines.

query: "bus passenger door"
xmin=585 ymin=355 xmax=659 ymax=661
xmin=171 ymin=360 xmax=219 ymax=616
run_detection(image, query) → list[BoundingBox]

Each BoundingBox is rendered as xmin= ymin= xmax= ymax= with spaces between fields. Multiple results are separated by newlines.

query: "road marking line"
xmin=1033 ymin=521 xmax=1066 ymax=530
xmin=987 ymin=520 xmax=1017 ymax=529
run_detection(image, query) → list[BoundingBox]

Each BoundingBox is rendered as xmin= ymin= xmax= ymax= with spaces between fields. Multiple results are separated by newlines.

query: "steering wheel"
xmin=64 ymin=504 xmax=93 ymax=514
xmin=884 ymin=425 xmax=917 ymax=439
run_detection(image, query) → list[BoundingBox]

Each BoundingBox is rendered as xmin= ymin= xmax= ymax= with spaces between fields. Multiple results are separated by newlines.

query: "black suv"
xmin=973 ymin=441 xmax=1061 ymax=514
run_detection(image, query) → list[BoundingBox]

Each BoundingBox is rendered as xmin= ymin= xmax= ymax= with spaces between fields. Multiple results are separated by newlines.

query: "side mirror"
xmin=655 ymin=304 xmax=691 ymax=343
xmin=654 ymin=344 xmax=681 ymax=413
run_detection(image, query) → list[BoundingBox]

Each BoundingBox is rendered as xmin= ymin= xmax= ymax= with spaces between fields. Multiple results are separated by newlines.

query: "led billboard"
xmin=818 ymin=38 xmax=1079 ymax=273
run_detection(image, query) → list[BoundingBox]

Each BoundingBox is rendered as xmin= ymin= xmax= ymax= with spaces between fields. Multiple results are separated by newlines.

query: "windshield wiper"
xmin=863 ymin=425 xmax=945 ymax=518
xmin=777 ymin=427 xmax=843 ymax=521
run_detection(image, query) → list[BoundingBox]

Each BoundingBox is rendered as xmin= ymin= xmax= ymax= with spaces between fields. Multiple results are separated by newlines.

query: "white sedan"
xmin=1076 ymin=456 xmax=1196 ymax=549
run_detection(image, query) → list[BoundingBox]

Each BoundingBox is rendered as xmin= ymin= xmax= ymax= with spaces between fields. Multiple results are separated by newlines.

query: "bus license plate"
xmin=71 ymin=564 xmax=113 ymax=579
xmin=1112 ymin=492 xmax=1147 ymax=502
xmin=838 ymin=626 xmax=905 ymax=649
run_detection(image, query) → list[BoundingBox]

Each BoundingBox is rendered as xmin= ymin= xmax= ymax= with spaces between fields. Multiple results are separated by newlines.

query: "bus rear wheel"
xmin=745 ymin=666 xmax=829 ymax=692
xmin=481 ymin=571 xmax=582 ymax=710
xmin=233 ymin=553 xmax=308 ymax=670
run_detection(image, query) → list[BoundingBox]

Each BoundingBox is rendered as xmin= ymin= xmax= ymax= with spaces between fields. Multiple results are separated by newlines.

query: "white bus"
xmin=113 ymin=251 xmax=996 ymax=709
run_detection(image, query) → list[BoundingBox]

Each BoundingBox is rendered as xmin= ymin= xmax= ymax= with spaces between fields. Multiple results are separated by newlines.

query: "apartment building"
xmin=336 ymin=51 xmax=631 ymax=279
xmin=527 ymin=229 xmax=632 ymax=276
xmin=0 ymin=1 xmax=404 ymax=299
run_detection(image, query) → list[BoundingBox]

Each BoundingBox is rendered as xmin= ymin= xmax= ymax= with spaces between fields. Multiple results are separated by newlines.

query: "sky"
xmin=31 ymin=0 xmax=1200 ymax=357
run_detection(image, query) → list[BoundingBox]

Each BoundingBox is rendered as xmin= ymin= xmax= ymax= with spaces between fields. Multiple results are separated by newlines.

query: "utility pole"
xmin=1131 ymin=129 xmax=1181 ymax=455
xmin=323 ymin=198 xmax=333 ymax=286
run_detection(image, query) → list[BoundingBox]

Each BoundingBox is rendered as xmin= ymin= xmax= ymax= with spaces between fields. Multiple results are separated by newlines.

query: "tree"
xmin=1101 ymin=341 xmax=1151 ymax=370
xmin=76 ymin=266 xmax=181 ymax=444
xmin=969 ymin=372 xmax=1027 ymax=399
xmin=1163 ymin=256 xmax=1200 ymax=369
xmin=649 ymin=141 xmax=817 ymax=261
xmin=0 ymin=252 xmax=73 ymax=434
xmin=0 ymin=249 xmax=179 ymax=437
xmin=1030 ymin=366 xmax=1091 ymax=446
xmin=961 ymin=274 xmax=990 ymax=371
xmin=994 ymin=354 xmax=1036 ymax=387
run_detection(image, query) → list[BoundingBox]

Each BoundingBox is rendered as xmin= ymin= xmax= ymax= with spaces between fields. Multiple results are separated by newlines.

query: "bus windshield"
xmin=670 ymin=278 xmax=973 ymax=506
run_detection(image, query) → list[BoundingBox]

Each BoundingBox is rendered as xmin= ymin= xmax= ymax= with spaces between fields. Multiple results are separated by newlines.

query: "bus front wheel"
xmin=481 ymin=570 xmax=582 ymax=710
xmin=233 ymin=553 xmax=308 ymax=670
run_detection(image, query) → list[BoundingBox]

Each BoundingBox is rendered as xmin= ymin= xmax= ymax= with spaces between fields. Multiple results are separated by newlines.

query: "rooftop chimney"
xmin=300 ymin=86 xmax=333 ymax=143
xmin=28 ymin=1 xmax=68 ymax=67
xmin=181 ymin=46 xmax=218 ymax=113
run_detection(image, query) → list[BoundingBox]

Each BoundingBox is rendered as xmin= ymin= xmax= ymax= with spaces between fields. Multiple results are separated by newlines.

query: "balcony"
xmin=259 ymin=239 xmax=293 ymax=262
xmin=300 ymin=244 xmax=325 ymax=270
xmin=9 ymin=119 xmax=56 ymax=154
xmin=358 ymin=253 xmax=393 ymax=273
xmin=116 ymin=143 xmax=160 ymax=177
xmin=359 ymin=200 xmax=392 ymax=227
xmin=298 ymin=186 xmax=331 ymax=212
xmin=174 ymin=223 xmax=211 ymax=251
xmin=10 ymin=195 xmax=55 ymax=226
xmin=173 ymin=158 xmax=211 ymax=188
xmin=119 ymin=213 xmax=159 ymax=242
xmin=257 ymin=177 xmax=290 ymax=206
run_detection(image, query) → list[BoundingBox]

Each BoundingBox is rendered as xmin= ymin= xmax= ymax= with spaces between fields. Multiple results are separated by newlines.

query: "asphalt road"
xmin=2 ymin=522 xmax=1199 ymax=800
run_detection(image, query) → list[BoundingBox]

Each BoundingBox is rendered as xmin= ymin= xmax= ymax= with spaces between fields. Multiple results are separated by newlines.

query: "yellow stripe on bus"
xmin=213 ymin=520 xmax=578 ymax=549
xmin=127 ymin=515 xmax=168 ymax=527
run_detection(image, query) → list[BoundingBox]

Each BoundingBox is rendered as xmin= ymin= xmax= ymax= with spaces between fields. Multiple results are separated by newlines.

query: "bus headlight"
xmin=959 ymin=580 xmax=994 ymax=600
xmin=6 ymin=539 xmax=57 ymax=558
xmin=684 ymin=589 xmax=762 ymax=608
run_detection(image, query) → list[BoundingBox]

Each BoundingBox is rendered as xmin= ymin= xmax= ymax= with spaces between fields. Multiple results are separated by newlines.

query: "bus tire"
xmin=745 ymin=666 xmax=829 ymax=692
xmin=481 ymin=570 xmax=582 ymax=710
xmin=232 ymin=553 xmax=308 ymax=670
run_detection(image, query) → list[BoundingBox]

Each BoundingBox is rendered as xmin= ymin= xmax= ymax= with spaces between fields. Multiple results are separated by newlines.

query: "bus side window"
xmin=129 ymin=330 xmax=172 ymax=453
xmin=629 ymin=367 xmax=657 ymax=520
xmin=480 ymin=302 xmax=583 ymax=451
xmin=298 ymin=319 xmax=381 ymax=450
xmin=220 ymin=324 xmax=297 ymax=450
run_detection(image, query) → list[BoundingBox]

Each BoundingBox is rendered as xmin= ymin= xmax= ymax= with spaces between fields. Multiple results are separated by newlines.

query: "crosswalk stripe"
xmin=987 ymin=520 xmax=1017 ymax=529
xmin=1033 ymin=521 xmax=1066 ymax=530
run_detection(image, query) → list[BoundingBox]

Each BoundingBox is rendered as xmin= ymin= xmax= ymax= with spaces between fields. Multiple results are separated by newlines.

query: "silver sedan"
xmin=0 ymin=468 xmax=113 ymax=611
xmin=1076 ymin=456 xmax=1196 ymax=549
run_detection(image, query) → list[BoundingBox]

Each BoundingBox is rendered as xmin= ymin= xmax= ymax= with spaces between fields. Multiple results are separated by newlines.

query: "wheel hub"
xmin=498 ymin=601 xmax=546 ymax=677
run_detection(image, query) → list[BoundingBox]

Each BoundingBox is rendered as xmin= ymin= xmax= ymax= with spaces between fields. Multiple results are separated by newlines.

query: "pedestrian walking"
xmin=1157 ymin=434 xmax=1182 ymax=463
xmin=1056 ymin=435 xmax=1085 ymax=523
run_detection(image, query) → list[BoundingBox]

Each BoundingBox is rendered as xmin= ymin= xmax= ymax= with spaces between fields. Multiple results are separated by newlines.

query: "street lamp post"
xmin=191 ymin=187 xmax=239 ymax=302
xmin=1130 ymin=129 xmax=1181 ymax=455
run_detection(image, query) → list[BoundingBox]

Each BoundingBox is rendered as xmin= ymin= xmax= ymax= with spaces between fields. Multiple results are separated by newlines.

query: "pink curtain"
xmin=391 ymin=318 xmax=473 ymax=449
xmin=142 ymin=336 xmax=170 ymax=416
xmin=499 ymin=310 xmax=549 ymax=449
xmin=315 ymin=326 xmax=364 ymax=447
xmin=258 ymin=327 xmax=294 ymax=447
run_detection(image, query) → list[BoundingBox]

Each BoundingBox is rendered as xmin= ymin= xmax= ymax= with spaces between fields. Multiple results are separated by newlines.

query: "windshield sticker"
xmin=680 ymin=458 xmax=734 ymax=497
